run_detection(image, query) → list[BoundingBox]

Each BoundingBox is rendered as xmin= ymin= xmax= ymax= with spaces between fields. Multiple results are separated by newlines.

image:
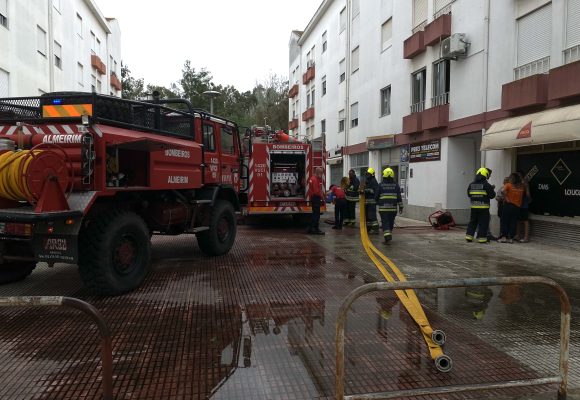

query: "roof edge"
xmin=298 ymin=0 xmax=333 ymax=46
xmin=83 ymin=0 xmax=112 ymax=34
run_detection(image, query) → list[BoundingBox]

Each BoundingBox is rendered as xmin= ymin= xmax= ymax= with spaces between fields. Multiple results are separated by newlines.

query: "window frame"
xmin=350 ymin=102 xmax=359 ymax=128
xmin=322 ymin=76 xmax=327 ymax=96
xmin=321 ymin=119 xmax=326 ymax=135
xmin=54 ymin=41 xmax=62 ymax=69
xmin=432 ymin=59 xmax=450 ymax=106
xmin=339 ymin=58 xmax=346 ymax=83
xmin=351 ymin=46 xmax=360 ymax=73
xmin=381 ymin=18 xmax=393 ymax=51
xmin=339 ymin=7 xmax=346 ymax=32
xmin=203 ymin=123 xmax=216 ymax=152
xmin=380 ymin=86 xmax=391 ymax=117
xmin=322 ymin=31 xmax=328 ymax=53
xmin=411 ymin=68 xmax=427 ymax=112
xmin=37 ymin=25 xmax=47 ymax=57
xmin=0 ymin=0 xmax=8 ymax=29
xmin=338 ymin=109 xmax=345 ymax=132
xmin=220 ymin=126 xmax=235 ymax=155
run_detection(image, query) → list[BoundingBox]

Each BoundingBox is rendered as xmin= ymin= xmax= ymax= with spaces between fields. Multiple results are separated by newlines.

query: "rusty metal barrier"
xmin=0 ymin=296 xmax=113 ymax=400
xmin=335 ymin=276 xmax=570 ymax=400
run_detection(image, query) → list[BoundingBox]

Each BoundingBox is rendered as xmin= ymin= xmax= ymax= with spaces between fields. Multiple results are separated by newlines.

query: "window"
xmin=203 ymin=124 xmax=216 ymax=151
xmin=311 ymin=86 xmax=315 ymax=107
xmin=321 ymin=119 xmax=326 ymax=134
xmin=306 ymin=126 xmax=310 ymax=138
xmin=54 ymin=41 xmax=62 ymax=69
xmin=381 ymin=18 xmax=392 ymax=51
xmin=380 ymin=86 xmax=391 ymax=117
xmin=37 ymin=26 xmax=47 ymax=56
xmin=350 ymin=152 xmax=369 ymax=178
xmin=322 ymin=76 xmax=327 ymax=96
xmin=77 ymin=63 xmax=84 ymax=89
xmin=76 ymin=13 xmax=83 ymax=38
xmin=221 ymin=127 xmax=235 ymax=154
xmin=322 ymin=31 xmax=327 ymax=53
xmin=340 ymin=7 xmax=346 ymax=32
xmin=432 ymin=59 xmax=450 ymax=106
xmin=352 ymin=0 xmax=360 ymax=18
xmin=411 ymin=68 xmax=426 ymax=113
xmin=350 ymin=102 xmax=359 ymax=128
xmin=516 ymin=4 xmax=552 ymax=73
xmin=96 ymin=38 xmax=101 ymax=57
xmin=91 ymin=74 xmax=96 ymax=92
xmin=0 ymin=68 xmax=9 ymax=97
xmin=53 ymin=0 xmax=60 ymax=12
xmin=339 ymin=59 xmax=346 ymax=83
xmin=0 ymin=0 xmax=8 ymax=29
xmin=90 ymin=31 xmax=96 ymax=54
xmin=338 ymin=109 xmax=345 ymax=132
xmin=434 ymin=0 xmax=453 ymax=16
xmin=566 ymin=0 xmax=580 ymax=49
xmin=413 ymin=0 xmax=428 ymax=30
xmin=97 ymin=79 xmax=102 ymax=93
xmin=310 ymin=124 xmax=315 ymax=138
xmin=306 ymin=91 xmax=311 ymax=109
xmin=351 ymin=46 xmax=360 ymax=73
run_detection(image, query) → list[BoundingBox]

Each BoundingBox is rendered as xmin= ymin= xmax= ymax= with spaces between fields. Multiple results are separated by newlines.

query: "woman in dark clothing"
xmin=499 ymin=173 xmax=524 ymax=243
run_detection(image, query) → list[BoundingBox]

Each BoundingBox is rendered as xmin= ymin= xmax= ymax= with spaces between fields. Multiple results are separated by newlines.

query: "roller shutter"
xmin=567 ymin=0 xmax=580 ymax=48
xmin=413 ymin=0 xmax=427 ymax=28
xmin=517 ymin=4 xmax=552 ymax=66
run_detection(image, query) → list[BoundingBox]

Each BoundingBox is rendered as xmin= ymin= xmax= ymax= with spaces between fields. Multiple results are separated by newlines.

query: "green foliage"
xmin=120 ymin=60 xmax=288 ymax=130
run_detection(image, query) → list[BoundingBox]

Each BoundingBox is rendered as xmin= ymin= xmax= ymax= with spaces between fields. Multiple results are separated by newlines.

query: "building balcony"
xmin=422 ymin=103 xmax=449 ymax=130
xmin=302 ymin=65 xmax=315 ymax=84
xmin=288 ymin=84 xmax=299 ymax=98
xmin=91 ymin=54 xmax=106 ymax=75
xmin=402 ymin=112 xmax=422 ymax=135
xmin=302 ymin=107 xmax=315 ymax=122
xmin=548 ymin=59 xmax=580 ymax=101
xmin=288 ymin=118 xmax=299 ymax=131
xmin=110 ymin=72 xmax=122 ymax=91
xmin=403 ymin=31 xmax=425 ymax=59
xmin=424 ymin=14 xmax=451 ymax=46
xmin=501 ymin=74 xmax=548 ymax=111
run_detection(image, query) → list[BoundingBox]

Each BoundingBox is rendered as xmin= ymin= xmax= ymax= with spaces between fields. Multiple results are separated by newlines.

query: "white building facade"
xmin=290 ymin=0 xmax=580 ymax=243
xmin=0 ymin=0 xmax=122 ymax=98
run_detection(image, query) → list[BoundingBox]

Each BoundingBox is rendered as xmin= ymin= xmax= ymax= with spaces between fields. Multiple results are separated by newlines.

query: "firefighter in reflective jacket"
xmin=378 ymin=168 xmax=403 ymax=243
xmin=361 ymin=168 xmax=380 ymax=233
xmin=466 ymin=167 xmax=496 ymax=243
xmin=344 ymin=169 xmax=360 ymax=226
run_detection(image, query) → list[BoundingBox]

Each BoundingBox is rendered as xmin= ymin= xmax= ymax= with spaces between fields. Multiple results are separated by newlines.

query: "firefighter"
xmin=361 ymin=168 xmax=380 ymax=234
xmin=466 ymin=167 xmax=496 ymax=243
xmin=344 ymin=169 xmax=360 ymax=227
xmin=307 ymin=166 xmax=325 ymax=235
xmin=378 ymin=167 xmax=403 ymax=243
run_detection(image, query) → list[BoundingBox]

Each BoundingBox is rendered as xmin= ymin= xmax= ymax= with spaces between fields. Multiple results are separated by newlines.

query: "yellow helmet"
xmin=476 ymin=167 xmax=489 ymax=178
xmin=383 ymin=167 xmax=394 ymax=178
xmin=367 ymin=167 xmax=375 ymax=175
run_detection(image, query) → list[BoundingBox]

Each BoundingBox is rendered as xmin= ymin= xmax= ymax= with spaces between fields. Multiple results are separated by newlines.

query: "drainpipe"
xmin=344 ymin=0 xmax=352 ymax=173
xmin=47 ymin=0 xmax=54 ymax=92
xmin=481 ymin=0 xmax=491 ymax=168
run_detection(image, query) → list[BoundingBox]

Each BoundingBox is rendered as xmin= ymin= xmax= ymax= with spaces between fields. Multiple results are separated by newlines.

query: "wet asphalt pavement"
xmin=0 ymin=215 xmax=578 ymax=399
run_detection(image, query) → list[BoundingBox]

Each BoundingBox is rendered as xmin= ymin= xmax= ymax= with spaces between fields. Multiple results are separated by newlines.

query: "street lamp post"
xmin=202 ymin=90 xmax=221 ymax=114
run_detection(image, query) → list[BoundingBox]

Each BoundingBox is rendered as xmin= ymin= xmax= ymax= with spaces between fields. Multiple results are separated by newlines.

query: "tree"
xmin=121 ymin=64 xmax=146 ymax=100
xmin=251 ymin=74 xmax=289 ymax=131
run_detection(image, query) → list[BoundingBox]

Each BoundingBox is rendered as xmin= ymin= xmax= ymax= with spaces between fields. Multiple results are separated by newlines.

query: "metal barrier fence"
xmin=0 ymin=296 xmax=113 ymax=400
xmin=335 ymin=276 xmax=570 ymax=400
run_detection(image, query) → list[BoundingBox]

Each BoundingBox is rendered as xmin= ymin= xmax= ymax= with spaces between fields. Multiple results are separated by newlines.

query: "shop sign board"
xmin=409 ymin=139 xmax=441 ymax=163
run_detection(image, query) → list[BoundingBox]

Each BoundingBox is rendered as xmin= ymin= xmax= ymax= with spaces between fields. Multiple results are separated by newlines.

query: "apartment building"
xmin=0 ymin=0 xmax=122 ymax=98
xmin=289 ymin=0 xmax=580 ymax=242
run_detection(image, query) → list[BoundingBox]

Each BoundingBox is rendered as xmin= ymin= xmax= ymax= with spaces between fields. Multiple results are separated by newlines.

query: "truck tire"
xmin=197 ymin=200 xmax=237 ymax=256
xmin=0 ymin=262 xmax=36 ymax=284
xmin=79 ymin=210 xmax=151 ymax=296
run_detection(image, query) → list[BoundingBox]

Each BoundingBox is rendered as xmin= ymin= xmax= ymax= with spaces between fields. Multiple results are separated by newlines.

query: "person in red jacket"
xmin=307 ymin=167 xmax=325 ymax=235
xmin=329 ymin=177 xmax=348 ymax=230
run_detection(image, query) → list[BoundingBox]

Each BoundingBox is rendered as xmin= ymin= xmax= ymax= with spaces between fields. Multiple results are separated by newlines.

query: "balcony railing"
xmin=410 ymin=101 xmax=425 ymax=114
xmin=431 ymin=92 xmax=449 ymax=107
xmin=514 ymin=56 xmax=550 ymax=80
xmin=412 ymin=20 xmax=427 ymax=34
xmin=564 ymin=44 xmax=580 ymax=65
xmin=434 ymin=3 xmax=453 ymax=19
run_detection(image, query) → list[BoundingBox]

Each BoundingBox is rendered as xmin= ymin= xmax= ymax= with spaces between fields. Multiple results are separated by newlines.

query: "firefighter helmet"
xmin=476 ymin=167 xmax=489 ymax=178
xmin=367 ymin=167 xmax=375 ymax=175
xmin=383 ymin=168 xmax=395 ymax=178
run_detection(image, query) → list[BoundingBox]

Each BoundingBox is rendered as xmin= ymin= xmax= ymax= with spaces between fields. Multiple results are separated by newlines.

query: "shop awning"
xmin=482 ymin=104 xmax=580 ymax=150
xmin=327 ymin=156 xmax=343 ymax=165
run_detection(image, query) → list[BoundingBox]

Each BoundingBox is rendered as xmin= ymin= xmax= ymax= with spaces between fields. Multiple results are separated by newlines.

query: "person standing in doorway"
xmin=378 ymin=168 xmax=403 ymax=243
xmin=361 ymin=168 xmax=380 ymax=234
xmin=499 ymin=172 xmax=524 ymax=243
xmin=344 ymin=169 xmax=360 ymax=227
xmin=307 ymin=167 xmax=325 ymax=235
xmin=465 ymin=168 xmax=496 ymax=243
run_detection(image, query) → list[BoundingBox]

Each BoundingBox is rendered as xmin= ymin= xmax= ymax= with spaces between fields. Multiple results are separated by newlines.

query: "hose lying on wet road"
xmin=359 ymin=194 xmax=452 ymax=372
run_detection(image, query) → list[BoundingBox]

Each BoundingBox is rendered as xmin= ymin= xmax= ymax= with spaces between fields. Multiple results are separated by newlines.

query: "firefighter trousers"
xmin=365 ymin=203 xmax=379 ymax=231
xmin=466 ymin=208 xmax=490 ymax=243
xmin=345 ymin=200 xmax=357 ymax=224
xmin=334 ymin=198 xmax=347 ymax=228
xmin=379 ymin=211 xmax=397 ymax=241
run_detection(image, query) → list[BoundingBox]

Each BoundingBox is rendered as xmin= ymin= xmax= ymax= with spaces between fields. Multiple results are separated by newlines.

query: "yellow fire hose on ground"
xmin=0 ymin=150 xmax=36 ymax=201
xmin=359 ymin=194 xmax=452 ymax=372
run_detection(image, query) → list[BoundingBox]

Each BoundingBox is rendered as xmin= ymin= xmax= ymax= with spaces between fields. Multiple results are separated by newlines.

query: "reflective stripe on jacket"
xmin=378 ymin=180 xmax=403 ymax=212
xmin=346 ymin=176 xmax=360 ymax=202
xmin=467 ymin=178 xmax=495 ymax=209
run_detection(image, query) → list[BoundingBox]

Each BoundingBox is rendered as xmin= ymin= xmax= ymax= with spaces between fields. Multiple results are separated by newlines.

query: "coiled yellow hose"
xmin=0 ymin=150 xmax=37 ymax=201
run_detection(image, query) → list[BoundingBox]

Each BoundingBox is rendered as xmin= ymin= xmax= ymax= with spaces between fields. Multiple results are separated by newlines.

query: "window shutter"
xmin=567 ymin=0 xmax=580 ymax=48
xmin=352 ymin=47 xmax=359 ymax=71
xmin=434 ymin=0 xmax=452 ymax=13
xmin=0 ymin=69 xmax=9 ymax=97
xmin=413 ymin=0 xmax=427 ymax=28
xmin=517 ymin=4 xmax=552 ymax=66
xmin=351 ymin=103 xmax=358 ymax=119
xmin=381 ymin=19 xmax=392 ymax=47
xmin=0 ymin=0 xmax=7 ymax=16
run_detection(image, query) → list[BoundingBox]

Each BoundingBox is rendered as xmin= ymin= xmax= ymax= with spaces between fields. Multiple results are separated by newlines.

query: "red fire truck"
xmin=0 ymin=92 xmax=241 ymax=295
xmin=239 ymin=127 xmax=326 ymax=217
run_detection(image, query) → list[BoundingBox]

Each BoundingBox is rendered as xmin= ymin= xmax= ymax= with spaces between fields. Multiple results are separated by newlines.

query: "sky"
xmin=95 ymin=0 xmax=322 ymax=92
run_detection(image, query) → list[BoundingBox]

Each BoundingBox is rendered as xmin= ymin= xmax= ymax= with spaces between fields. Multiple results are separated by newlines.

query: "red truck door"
xmin=218 ymin=125 xmax=240 ymax=190
xmin=203 ymin=121 xmax=220 ymax=184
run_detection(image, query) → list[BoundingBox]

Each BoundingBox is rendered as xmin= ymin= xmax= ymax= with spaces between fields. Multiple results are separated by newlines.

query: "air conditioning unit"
xmin=307 ymin=60 xmax=315 ymax=68
xmin=441 ymin=33 xmax=468 ymax=60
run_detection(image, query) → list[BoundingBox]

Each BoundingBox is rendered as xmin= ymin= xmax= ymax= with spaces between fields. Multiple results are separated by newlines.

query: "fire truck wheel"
xmin=197 ymin=200 xmax=237 ymax=256
xmin=79 ymin=210 xmax=151 ymax=296
xmin=0 ymin=262 xmax=36 ymax=284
